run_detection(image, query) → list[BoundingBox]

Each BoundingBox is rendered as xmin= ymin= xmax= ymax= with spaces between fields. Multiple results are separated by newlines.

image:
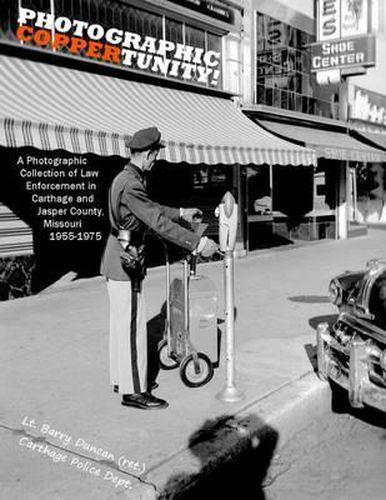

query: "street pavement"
xmin=1 ymin=228 xmax=386 ymax=499
xmin=264 ymin=403 xmax=386 ymax=500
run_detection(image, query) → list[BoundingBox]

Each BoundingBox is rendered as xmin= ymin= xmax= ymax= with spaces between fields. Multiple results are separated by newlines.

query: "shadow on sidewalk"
xmin=288 ymin=295 xmax=330 ymax=304
xmin=159 ymin=414 xmax=279 ymax=499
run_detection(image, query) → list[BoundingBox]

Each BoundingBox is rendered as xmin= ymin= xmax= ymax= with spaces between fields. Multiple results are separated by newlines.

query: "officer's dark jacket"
xmin=100 ymin=163 xmax=201 ymax=280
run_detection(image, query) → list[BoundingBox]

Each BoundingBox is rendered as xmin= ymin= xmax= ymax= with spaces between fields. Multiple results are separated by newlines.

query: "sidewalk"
xmin=1 ymin=229 xmax=386 ymax=499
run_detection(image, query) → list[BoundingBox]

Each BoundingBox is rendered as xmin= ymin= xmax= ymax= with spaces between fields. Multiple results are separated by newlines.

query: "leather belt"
xmin=110 ymin=228 xmax=142 ymax=246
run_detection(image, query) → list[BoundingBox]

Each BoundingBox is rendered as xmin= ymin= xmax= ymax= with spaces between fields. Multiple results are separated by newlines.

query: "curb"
xmin=135 ymin=372 xmax=331 ymax=499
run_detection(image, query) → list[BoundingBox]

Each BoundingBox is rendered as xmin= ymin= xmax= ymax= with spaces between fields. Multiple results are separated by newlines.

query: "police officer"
xmin=100 ymin=127 xmax=218 ymax=410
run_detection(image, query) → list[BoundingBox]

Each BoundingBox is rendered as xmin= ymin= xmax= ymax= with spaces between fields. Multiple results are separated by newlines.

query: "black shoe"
xmin=114 ymin=382 xmax=158 ymax=393
xmin=121 ymin=392 xmax=169 ymax=410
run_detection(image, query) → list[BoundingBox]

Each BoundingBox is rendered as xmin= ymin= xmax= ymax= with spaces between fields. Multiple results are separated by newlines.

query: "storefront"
xmin=0 ymin=0 xmax=315 ymax=298
xmin=240 ymin=0 xmax=386 ymax=247
xmin=346 ymin=85 xmax=386 ymax=226
xmin=243 ymin=113 xmax=386 ymax=241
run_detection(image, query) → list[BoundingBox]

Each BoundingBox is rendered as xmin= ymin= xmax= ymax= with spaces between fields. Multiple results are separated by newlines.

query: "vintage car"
xmin=316 ymin=258 xmax=386 ymax=412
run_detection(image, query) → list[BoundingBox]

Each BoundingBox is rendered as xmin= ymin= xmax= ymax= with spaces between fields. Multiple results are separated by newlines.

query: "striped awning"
xmin=0 ymin=55 xmax=315 ymax=166
xmin=254 ymin=118 xmax=386 ymax=163
xmin=351 ymin=130 xmax=386 ymax=152
xmin=0 ymin=203 xmax=32 ymax=257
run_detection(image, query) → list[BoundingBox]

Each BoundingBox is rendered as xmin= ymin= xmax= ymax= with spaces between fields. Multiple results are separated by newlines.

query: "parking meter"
xmin=216 ymin=191 xmax=245 ymax=403
xmin=217 ymin=192 xmax=238 ymax=252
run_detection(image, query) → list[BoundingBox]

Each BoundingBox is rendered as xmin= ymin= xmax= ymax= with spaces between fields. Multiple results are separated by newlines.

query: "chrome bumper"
xmin=316 ymin=321 xmax=386 ymax=412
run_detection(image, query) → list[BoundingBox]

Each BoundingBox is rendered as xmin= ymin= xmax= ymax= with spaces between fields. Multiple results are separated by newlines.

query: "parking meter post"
xmin=216 ymin=192 xmax=245 ymax=403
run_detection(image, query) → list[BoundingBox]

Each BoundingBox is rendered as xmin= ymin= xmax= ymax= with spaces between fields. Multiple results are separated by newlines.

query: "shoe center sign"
xmin=311 ymin=0 xmax=376 ymax=83
xmin=311 ymin=35 xmax=375 ymax=71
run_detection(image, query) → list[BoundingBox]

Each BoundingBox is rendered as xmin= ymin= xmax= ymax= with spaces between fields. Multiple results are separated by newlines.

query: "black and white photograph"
xmin=0 ymin=0 xmax=386 ymax=498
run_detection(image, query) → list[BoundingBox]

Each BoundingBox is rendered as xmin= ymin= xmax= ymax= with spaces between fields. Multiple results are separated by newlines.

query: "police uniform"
xmin=100 ymin=128 xmax=201 ymax=398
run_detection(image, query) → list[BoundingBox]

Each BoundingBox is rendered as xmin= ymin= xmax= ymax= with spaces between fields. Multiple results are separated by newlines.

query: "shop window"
xmin=185 ymin=24 xmax=205 ymax=49
xmin=272 ymin=166 xmax=313 ymax=217
xmin=191 ymin=165 xmax=233 ymax=238
xmin=355 ymin=163 xmax=386 ymax=223
xmin=255 ymin=11 xmax=339 ymax=119
xmin=141 ymin=10 xmax=163 ymax=39
xmin=192 ymin=166 xmax=230 ymax=190
xmin=165 ymin=17 xmax=183 ymax=45
xmin=149 ymin=164 xmax=232 ymax=243
xmin=1 ymin=0 xmax=52 ymax=41
xmin=191 ymin=166 xmax=233 ymax=217
xmin=55 ymin=0 xmax=99 ymax=24
xmin=246 ymin=166 xmax=271 ymax=216
xmin=66 ymin=1 xmax=164 ymax=39
xmin=0 ymin=0 xmax=16 ymax=41
xmin=53 ymin=0 xmax=112 ymax=55
xmin=313 ymin=166 xmax=336 ymax=213
xmin=206 ymin=32 xmax=222 ymax=88
xmin=120 ymin=5 xmax=142 ymax=33
xmin=207 ymin=31 xmax=221 ymax=54
xmin=17 ymin=0 xmax=51 ymax=11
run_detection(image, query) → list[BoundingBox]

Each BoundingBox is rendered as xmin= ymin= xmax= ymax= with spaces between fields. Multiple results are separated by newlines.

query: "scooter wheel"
xmin=158 ymin=339 xmax=179 ymax=370
xmin=180 ymin=353 xmax=214 ymax=388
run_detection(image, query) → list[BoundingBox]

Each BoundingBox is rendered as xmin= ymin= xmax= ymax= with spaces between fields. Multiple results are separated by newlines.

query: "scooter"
xmin=157 ymin=223 xmax=219 ymax=387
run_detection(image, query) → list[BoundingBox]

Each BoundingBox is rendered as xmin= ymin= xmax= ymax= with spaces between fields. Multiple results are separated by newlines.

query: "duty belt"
xmin=110 ymin=228 xmax=142 ymax=246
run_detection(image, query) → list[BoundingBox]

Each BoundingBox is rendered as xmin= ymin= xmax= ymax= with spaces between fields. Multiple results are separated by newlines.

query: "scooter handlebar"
xmin=189 ymin=222 xmax=207 ymax=275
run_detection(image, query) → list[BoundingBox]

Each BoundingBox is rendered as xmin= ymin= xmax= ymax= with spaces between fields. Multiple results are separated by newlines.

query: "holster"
xmin=119 ymin=244 xmax=145 ymax=292
xmin=108 ymin=186 xmax=145 ymax=291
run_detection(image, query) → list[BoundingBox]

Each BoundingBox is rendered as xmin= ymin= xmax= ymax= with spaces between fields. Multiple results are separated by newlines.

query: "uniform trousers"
xmin=107 ymin=279 xmax=147 ymax=395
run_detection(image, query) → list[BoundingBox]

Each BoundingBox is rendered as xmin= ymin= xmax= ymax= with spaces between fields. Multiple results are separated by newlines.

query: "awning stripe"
xmin=350 ymin=130 xmax=386 ymax=152
xmin=206 ymin=146 xmax=214 ymax=165
xmin=0 ymin=55 xmax=316 ymax=166
xmin=2 ymin=117 xmax=319 ymax=166
xmin=0 ymin=202 xmax=33 ymax=257
xmin=56 ymin=125 xmax=65 ymax=151
xmin=5 ymin=118 xmax=16 ymax=148
xmin=255 ymin=118 xmax=386 ymax=163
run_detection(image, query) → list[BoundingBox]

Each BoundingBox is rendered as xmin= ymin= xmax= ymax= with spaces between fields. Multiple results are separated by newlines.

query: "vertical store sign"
xmin=317 ymin=0 xmax=342 ymax=84
xmin=316 ymin=0 xmax=371 ymax=84
xmin=341 ymin=0 xmax=368 ymax=37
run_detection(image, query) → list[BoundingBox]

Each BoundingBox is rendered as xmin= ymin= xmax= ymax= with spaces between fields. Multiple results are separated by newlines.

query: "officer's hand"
xmin=198 ymin=237 xmax=218 ymax=258
xmin=180 ymin=208 xmax=203 ymax=223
